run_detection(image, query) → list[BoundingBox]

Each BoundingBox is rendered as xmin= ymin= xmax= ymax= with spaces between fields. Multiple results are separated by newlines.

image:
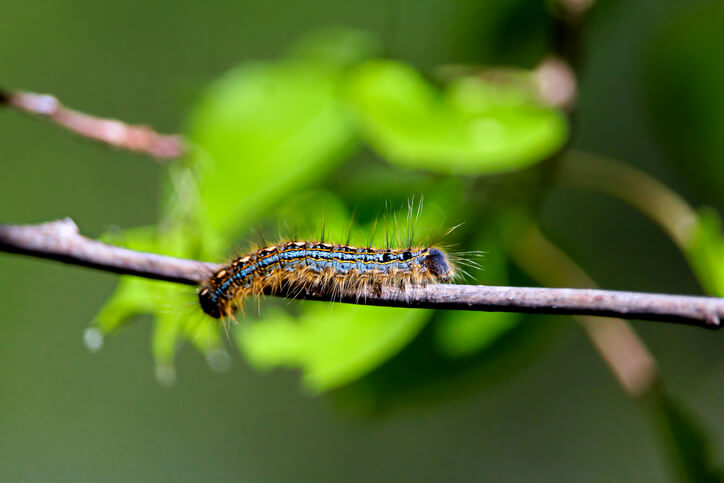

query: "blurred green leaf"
xmin=643 ymin=4 xmax=724 ymax=203
xmin=150 ymin=282 xmax=222 ymax=362
xmin=188 ymin=57 xmax=358 ymax=244
xmin=343 ymin=60 xmax=567 ymax=174
xmin=236 ymin=305 xmax=430 ymax=391
xmin=92 ymin=28 xmax=563 ymax=387
xmin=93 ymin=277 xmax=159 ymax=335
xmin=94 ymin=29 xmax=375 ymax=374
xmin=329 ymin=315 xmax=560 ymax=416
xmin=272 ymin=190 xmax=352 ymax=242
xmin=684 ymin=207 xmax=724 ymax=296
xmin=435 ymin=311 xmax=518 ymax=358
xmin=92 ymin=224 xmax=224 ymax=380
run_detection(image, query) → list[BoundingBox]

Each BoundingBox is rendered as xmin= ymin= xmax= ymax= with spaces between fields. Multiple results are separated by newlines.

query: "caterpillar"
xmin=198 ymin=241 xmax=455 ymax=319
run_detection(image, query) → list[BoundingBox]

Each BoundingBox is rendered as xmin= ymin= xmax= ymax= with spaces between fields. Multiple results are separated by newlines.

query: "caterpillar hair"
xmin=198 ymin=241 xmax=456 ymax=319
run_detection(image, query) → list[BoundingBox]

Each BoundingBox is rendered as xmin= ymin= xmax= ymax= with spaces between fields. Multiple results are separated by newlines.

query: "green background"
xmin=1 ymin=0 xmax=722 ymax=481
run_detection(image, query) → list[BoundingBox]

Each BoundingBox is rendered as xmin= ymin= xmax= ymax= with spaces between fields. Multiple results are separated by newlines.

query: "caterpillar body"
xmin=198 ymin=241 xmax=455 ymax=319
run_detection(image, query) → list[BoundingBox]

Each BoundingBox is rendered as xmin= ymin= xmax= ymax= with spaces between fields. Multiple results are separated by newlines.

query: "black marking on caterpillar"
xmin=198 ymin=241 xmax=455 ymax=319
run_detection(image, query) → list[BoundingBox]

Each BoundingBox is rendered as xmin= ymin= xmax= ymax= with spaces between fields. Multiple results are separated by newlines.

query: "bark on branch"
xmin=0 ymin=218 xmax=721 ymax=330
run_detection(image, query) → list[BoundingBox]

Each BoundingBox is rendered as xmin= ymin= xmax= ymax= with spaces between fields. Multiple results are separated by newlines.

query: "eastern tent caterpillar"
xmin=198 ymin=241 xmax=455 ymax=319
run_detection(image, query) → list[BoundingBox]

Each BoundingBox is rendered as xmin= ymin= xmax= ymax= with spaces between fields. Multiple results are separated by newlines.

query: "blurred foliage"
xmin=344 ymin=60 xmax=567 ymax=173
xmin=3 ymin=0 xmax=724 ymax=480
xmin=189 ymin=49 xmax=360 ymax=249
xmin=643 ymin=386 xmax=724 ymax=483
xmin=643 ymin=3 xmax=724 ymax=205
xmin=329 ymin=313 xmax=561 ymax=416
xmin=83 ymin=17 xmax=724 ymax=477
xmin=234 ymin=191 xmax=439 ymax=392
xmin=237 ymin=304 xmax=430 ymax=392
xmin=93 ymin=222 xmax=225 ymax=384
xmin=91 ymin=28 xmax=564 ymax=387
xmin=685 ymin=207 xmax=724 ymax=297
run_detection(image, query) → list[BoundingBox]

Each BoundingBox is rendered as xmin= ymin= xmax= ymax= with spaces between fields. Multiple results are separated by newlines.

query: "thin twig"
xmin=0 ymin=218 xmax=722 ymax=330
xmin=0 ymin=88 xmax=185 ymax=159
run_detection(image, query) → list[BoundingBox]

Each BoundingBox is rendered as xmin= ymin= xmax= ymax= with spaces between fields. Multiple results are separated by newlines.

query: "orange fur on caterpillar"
xmin=197 ymin=241 xmax=455 ymax=319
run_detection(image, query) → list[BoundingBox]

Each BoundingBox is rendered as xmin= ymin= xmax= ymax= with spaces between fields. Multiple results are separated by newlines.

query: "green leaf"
xmin=188 ymin=57 xmax=358 ymax=243
xmin=91 ymin=224 xmax=224 ymax=380
xmin=329 ymin=316 xmax=559 ymax=416
xmin=272 ymin=190 xmax=352 ymax=242
xmin=93 ymin=26 xmax=376 ymax=377
xmin=236 ymin=304 xmax=430 ymax=392
xmin=436 ymin=311 xmax=518 ymax=359
xmin=343 ymin=60 xmax=567 ymax=174
xmin=684 ymin=207 xmax=724 ymax=296
xmin=93 ymin=277 xmax=160 ymax=335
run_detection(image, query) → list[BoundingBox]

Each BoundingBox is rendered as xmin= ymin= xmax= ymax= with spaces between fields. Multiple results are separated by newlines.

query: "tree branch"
xmin=0 ymin=88 xmax=185 ymax=159
xmin=0 ymin=218 xmax=214 ymax=285
xmin=0 ymin=218 xmax=722 ymax=330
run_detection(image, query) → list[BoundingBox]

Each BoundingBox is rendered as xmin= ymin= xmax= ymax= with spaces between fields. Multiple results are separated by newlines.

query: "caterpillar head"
xmin=198 ymin=287 xmax=223 ymax=319
xmin=425 ymin=248 xmax=454 ymax=282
